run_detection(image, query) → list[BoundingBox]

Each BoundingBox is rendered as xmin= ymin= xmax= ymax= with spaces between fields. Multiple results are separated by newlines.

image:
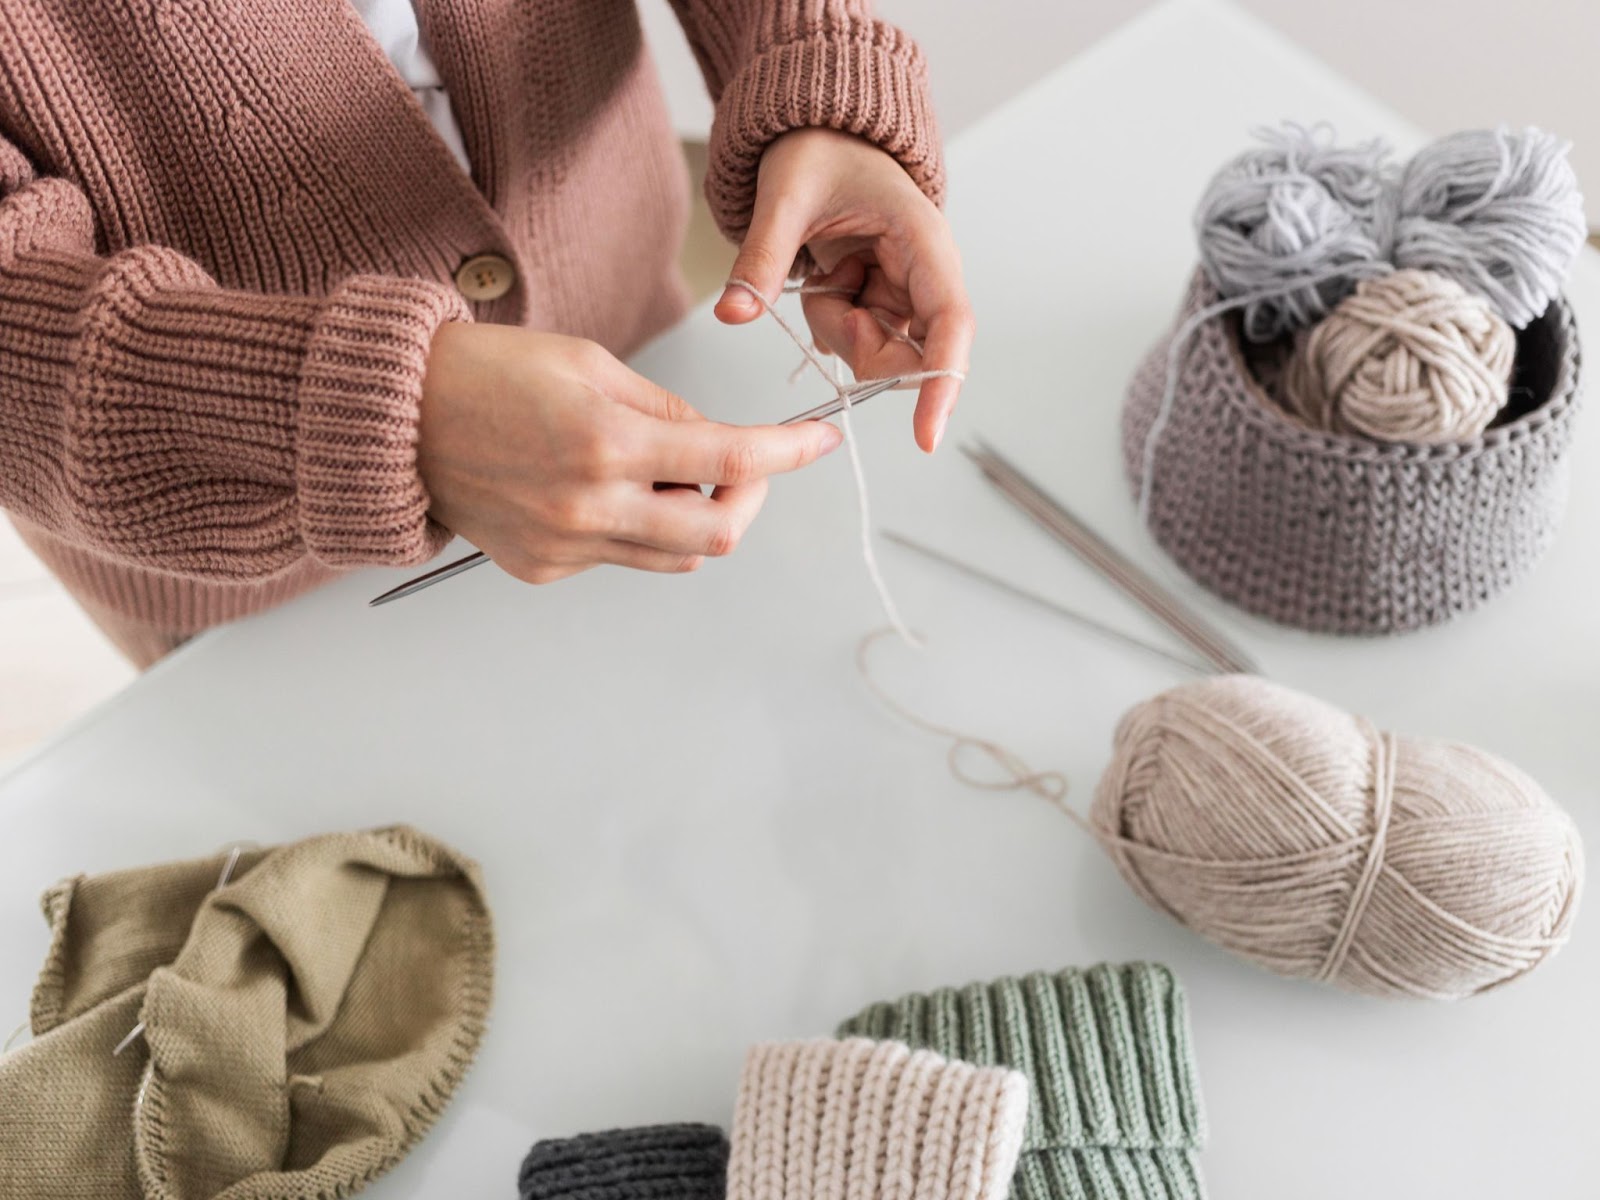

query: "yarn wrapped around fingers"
xmin=1194 ymin=123 xmax=1396 ymax=342
xmin=1091 ymin=676 xmax=1582 ymax=1000
xmin=1280 ymin=268 xmax=1516 ymax=442
xmin=1394 ymin=126 xmax=1586 ymax=329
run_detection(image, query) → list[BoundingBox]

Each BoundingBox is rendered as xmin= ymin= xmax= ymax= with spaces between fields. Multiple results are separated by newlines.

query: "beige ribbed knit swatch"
xmin=0 ymin=826 xmax=492 ymax=1200
xmin=728 ymin=1039 xmax=1029 ymax=1200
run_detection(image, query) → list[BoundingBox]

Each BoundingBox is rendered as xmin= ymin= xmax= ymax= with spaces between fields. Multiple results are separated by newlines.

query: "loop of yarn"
xmin=1091 ymin=675 xmax=1583 ymax=1000
xmin=1194 ymin=123 xmax=1395 ymax=342
xmin=855 ymin=628 xmax=1070 ymax=808
xmin=1280 ymin=268 xmax=1516 ymax=443
xmin=1394 ymin=126 xmax=1587 ymax=329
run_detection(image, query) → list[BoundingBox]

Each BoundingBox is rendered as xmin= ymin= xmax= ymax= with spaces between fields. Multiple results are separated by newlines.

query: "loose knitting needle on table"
xmin=882 ymin=532 xmax=1211 ymax=675
xmin=964 ymin=441 xmax=1257 ymax=675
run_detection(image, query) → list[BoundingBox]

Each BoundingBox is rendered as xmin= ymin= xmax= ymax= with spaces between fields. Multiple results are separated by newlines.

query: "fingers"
xmin=599 ymin=540 xmax=706 ymax=575
xmin=644 ymin=416 xmax=842 ymax=486
xmin=801 ymin=292 xmax=927 ymax=383
xmin=716 ymin=184 xmax=813 ymax=325
xmin=618 ymin=478 xmax=769 ymax=558
xmin=911 ymin=298 xmax=975 ymax=453
xmin=499 ymin=560 xmax=589 ymax=587
xmin=504 ymin=545 xmax=701 ymax=581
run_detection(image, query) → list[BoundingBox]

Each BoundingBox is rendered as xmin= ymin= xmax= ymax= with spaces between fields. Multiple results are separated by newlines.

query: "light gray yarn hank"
xmin=1194 ymin=123 xmax=1396 ymax=343
xmin=1394 ymin=126 xmax=1588 ymax=329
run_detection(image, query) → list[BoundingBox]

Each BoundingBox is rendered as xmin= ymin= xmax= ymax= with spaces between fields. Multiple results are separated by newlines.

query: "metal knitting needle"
xmin=963 ymin=440 xmax=1258 ymax=675
xmin=367 ymin=376 xmax=907 ymax=607
xmin=881 ymin=531 xmax=1212 ymax=675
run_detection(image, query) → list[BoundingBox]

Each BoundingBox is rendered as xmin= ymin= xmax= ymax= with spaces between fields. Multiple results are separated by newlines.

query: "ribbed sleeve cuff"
xmin=704 ymin=24 xmax=945 ymax=242
xmin=297 ymin=276 xmax=468 ymax=565
xmin=49 ymin=241 xmax=468 ymax=574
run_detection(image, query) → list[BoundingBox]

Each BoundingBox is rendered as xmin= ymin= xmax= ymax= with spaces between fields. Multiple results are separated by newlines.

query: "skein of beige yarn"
xmin=1280 ymin=268 xmax=1516 ymax=443
xmin=1091 ymin=676 xmax=1582 ymax=1000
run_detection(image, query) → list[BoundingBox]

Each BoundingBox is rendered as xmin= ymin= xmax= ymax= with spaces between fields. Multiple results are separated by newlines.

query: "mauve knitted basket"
xmin=1123 ymin=271 xmax=1583 ymax=634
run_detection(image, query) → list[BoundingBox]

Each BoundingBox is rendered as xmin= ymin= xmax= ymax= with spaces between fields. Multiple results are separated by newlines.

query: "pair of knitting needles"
xmin=962 ymin=441 xmax=1257 ymax=675
xmin=367 ymin=375 xmax=908 ymax=607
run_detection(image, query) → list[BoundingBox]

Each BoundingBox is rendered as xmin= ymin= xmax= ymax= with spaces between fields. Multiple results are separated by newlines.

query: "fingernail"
xmin=719 ymin=285 xmax=755 ymax=314
xmin=821 ymin=424 xmax=845 ymax=454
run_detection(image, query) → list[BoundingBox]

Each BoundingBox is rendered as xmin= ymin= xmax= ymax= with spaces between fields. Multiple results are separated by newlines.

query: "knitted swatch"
xmin=520 ymin=1125 xmax=731 ymax=1200
xmin=728 ymin=1038 xmax=1029 ymax=1200
xmin=0 ymin=826 xmax=492 ymax=1200
xmin=836 ymin=965 xmax=1206 ymax=1200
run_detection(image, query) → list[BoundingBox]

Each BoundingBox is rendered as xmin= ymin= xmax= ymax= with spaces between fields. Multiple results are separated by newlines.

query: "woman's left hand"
xmin=715 ymin=128 xmax=974 ymax=454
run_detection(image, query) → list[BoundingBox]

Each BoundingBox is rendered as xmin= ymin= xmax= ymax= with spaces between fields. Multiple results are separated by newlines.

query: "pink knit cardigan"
xmin=0 ymin=1 xmax=943 ymax=665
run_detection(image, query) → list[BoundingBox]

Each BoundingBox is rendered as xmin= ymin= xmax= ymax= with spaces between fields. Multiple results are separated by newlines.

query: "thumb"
xmin=716 ymin=194 xmax=810 ymax=325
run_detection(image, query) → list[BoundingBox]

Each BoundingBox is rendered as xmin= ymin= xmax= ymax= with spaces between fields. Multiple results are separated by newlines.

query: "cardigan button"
xmin=454 ymin=253 xmax=516 ymax=302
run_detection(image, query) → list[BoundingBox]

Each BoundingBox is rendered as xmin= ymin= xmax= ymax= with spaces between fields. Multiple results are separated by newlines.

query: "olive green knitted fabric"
xmin=0 ymin=826 xmax=493 ymax=1200
xmin=835 ymin=964 xmax=1206 ymax=1200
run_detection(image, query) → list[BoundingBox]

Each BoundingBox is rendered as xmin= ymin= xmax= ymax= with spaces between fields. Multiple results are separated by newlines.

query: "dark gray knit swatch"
xmin=1123 ymin=271 xmax=1582 ymax=635
xmin=519 ymin=1124 xmax=730 ymax=1200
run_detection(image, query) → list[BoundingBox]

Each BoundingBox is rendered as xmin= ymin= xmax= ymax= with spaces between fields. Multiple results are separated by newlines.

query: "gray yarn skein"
xmin=1394 ymin=127 xmax=1587 ymax=329
xmin=1195 ymin=124 xmax=1396 ymax=342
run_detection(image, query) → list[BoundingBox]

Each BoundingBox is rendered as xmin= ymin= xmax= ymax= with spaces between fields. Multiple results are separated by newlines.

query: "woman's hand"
xmin=714 ymin=128 xmax=974 ymax=453
xmin=416 ymin=322 xmax=842 ymax=583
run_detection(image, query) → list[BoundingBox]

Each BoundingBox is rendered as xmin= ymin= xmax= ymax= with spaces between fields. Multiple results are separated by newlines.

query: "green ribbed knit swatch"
xmin=835 ymin=963 xmax=1206 ymax=1200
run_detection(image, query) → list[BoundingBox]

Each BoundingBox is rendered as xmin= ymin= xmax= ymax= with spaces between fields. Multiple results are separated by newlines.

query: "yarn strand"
xmin=1137 ymin=261 xmax=1386 ymax=523
xmin=855 ymin=628 xmax=1071 ymax=810
xmin=724 ymin=279 xmax=962 ymax=647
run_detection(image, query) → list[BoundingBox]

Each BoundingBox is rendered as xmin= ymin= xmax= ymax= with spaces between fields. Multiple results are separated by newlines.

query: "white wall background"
xmin=642 ymin=0 xmax=1598 ymax=213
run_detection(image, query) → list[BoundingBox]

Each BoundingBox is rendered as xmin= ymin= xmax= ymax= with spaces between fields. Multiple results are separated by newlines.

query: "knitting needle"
xmin=881 ymin=531 xmax=1212 ymax=675
xmin=367 ymin=376 xmax=908 ymax=607
xmin=963 ymin=441 xmax=1257 ymax=675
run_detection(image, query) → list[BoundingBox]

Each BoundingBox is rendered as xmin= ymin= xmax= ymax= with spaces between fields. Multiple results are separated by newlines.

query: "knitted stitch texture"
xmin=728 ymin=1038 xmax=1029 ymax=1200
xmin=1123 ymin=271 xmax=1582 ymax=635
xmin=836 ymin=965 xmax=1206 ymax=1200
xmin=520 ymin=1125 xmax=730 ymax=1200
xmin=0 ymin=0 xmax=942 ymax=664
xmin=0 ymin=826 xmax=493 ymax=1200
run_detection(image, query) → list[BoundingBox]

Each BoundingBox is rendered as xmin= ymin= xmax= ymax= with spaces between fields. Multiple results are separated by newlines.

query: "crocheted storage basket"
xmin=1123 ymin=271 xmax=1583 ymax=634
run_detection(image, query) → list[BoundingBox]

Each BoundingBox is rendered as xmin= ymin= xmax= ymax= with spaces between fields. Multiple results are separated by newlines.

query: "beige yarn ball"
xmin=1091 ymin=676 xmax=1582 ymax=999
xmin=1281 ymin=268 xmax=1516 ymax=443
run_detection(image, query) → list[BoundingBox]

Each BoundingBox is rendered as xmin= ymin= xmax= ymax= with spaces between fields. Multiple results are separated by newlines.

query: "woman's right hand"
xmin=416 ymin=323 xmax=842 ymax=584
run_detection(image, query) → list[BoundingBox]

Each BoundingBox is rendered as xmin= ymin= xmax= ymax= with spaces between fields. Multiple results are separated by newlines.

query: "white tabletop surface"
xmin=3 ymin=1 xmax=1596 ymax=1195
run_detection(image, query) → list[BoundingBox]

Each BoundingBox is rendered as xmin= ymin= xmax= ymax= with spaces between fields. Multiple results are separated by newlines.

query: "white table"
xmin=4 ymin=1 xmax=1596 ymax=1194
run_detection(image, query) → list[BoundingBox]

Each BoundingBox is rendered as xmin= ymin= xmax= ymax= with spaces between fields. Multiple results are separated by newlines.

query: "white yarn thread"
xmin=1136 ymin=261 xmax=1383 ymax=525
xmin=724 ymin=279 xmax=964 ymax=647
xmin=855 ymin=627 xmax=1070 ymax=806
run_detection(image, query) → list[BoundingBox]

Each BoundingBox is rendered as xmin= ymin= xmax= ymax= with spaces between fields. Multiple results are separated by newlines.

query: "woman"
xmin=0 ymin=0 xmax=971 ymax=665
